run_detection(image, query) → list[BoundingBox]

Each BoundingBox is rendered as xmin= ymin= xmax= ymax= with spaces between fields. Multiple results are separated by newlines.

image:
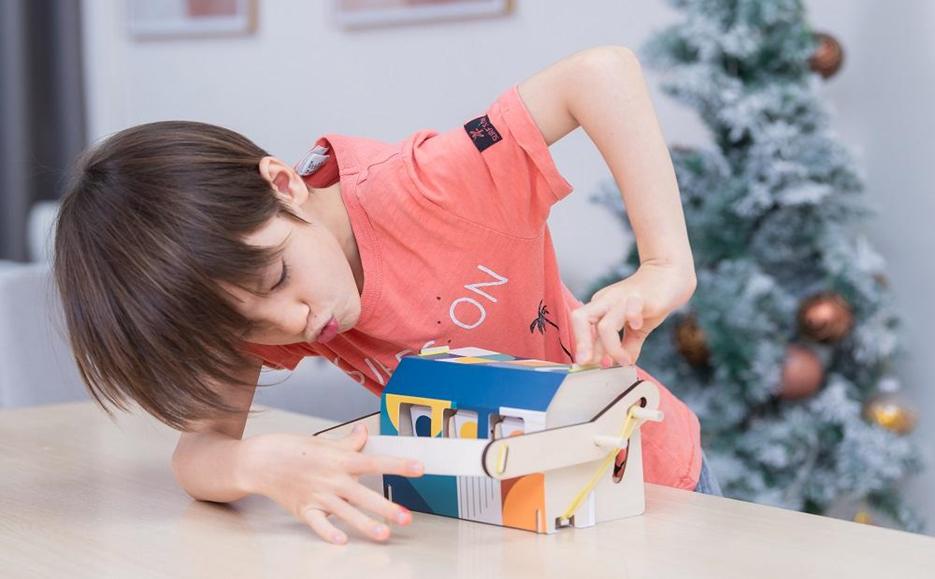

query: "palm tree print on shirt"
xmin=528 ymin=300 xmax=573 ymax=362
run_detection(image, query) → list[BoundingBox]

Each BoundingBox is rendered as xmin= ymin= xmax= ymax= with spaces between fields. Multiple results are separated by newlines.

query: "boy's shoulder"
xmin=298 ymin=85 xmax=572 ymax=239
xmin=297 ymin=133 xmax=400 ymax=188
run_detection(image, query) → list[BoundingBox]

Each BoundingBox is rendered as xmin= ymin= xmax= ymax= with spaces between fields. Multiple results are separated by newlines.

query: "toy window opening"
xmin=442 ymin=408 xmax=456 ymax=437
xmin=397 ymin=404 xmax=414 ymax=436
xmin=612 ymin=447 xmax=629 ymax=484
xmin=490 ymin=413 xmax=525 ymax=439
xmin=446 ymin=409 xmax=479 ymax=439
xmin=399 ymin=403 xmax=434 ymax=437
xmin=488 ymin=413 xmax=502 ymax=439
xmin=612 ymin=399 xmax=646 ymax=484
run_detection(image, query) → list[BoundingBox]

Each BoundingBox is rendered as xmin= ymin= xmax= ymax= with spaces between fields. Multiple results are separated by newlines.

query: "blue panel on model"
xmin=380 ymin=404 xmax=396 ymax=435
xmin=384 ymin=474 xmax=459 ymax=518
xmin=383 ymin=355 xmax=566 ymax=412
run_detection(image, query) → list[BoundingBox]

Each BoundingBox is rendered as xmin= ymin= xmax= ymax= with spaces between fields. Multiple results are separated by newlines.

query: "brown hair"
xmin=54 ymin=121 xmax=302 ymax=430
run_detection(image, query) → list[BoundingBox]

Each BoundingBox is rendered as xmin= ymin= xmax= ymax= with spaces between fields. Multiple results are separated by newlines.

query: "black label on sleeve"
xmin=463 ymin=115 xmax=502 ymax=153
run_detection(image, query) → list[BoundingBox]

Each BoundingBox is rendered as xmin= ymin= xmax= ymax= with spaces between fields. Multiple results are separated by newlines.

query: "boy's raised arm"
xmin=517 ymin=45 xmax=693 ymax=274
xmin=517 ymin=46 xmax=696 ymax=367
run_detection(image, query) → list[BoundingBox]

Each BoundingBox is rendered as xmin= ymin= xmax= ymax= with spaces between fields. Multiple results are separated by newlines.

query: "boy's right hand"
xmin=240 ymin=424 xmax=423 ymax=544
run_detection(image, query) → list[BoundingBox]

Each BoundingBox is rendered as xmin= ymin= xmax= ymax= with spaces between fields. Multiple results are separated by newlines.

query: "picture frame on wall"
xmin=333 ymin=0 xmax=512 ymax=30
xmin=127 ymin=0 xmax=257 ymax=39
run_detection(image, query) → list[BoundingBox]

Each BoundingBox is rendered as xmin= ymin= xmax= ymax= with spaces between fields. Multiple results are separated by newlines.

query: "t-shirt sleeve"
xmin=404 ymin=84 xmax=574 ymax=236
xmin=242 ymin=341 xmax=310 ymax=371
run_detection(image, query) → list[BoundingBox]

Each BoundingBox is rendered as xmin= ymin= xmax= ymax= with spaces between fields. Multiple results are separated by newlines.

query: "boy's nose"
xmin=298 ymin=302 xmax=314 ymax=338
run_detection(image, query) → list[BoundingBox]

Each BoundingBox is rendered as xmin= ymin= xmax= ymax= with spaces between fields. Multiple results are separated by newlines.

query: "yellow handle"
xmin=558 ymin=405 xmax=641 ymax=522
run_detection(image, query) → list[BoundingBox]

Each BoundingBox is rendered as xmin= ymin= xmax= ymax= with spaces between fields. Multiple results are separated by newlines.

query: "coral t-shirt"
xmin=245 ymin=85 xmax=702 ymax=489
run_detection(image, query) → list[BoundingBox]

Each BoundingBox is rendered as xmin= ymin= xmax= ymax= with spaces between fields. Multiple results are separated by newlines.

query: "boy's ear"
xmin=258 ymin=156 xmax=308 ymax=206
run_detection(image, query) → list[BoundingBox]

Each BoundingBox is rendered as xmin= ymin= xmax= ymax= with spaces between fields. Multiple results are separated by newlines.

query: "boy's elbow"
xmin=682 ymin=268 xmax=698 ymax=305
xmin=171 ymin=435 xmax=212 ymax=502
xmin=170 ymin=441 xmax=198 ymax=499
xmin=577 ymin=45 xmax=641 ymax=76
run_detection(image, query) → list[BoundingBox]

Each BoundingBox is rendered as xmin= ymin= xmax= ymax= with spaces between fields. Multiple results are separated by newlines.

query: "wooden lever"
xmin=481 ymin=380 xmax=661 ymax=480
xmin=315 ymin=380 xmax=662 ymax=480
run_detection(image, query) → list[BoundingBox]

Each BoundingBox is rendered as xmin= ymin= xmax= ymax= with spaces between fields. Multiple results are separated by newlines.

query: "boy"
xmin=54 ymin=46 xmax=700 ymax=545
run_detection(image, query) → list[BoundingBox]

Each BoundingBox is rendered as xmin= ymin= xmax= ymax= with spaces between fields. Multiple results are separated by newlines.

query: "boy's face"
xmin=226 ymin=210 xmax=361 ymax=346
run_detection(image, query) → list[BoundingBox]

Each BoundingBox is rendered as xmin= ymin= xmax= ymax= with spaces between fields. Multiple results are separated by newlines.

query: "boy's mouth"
xmin=308 ymin=315 xmax=338 ymax=343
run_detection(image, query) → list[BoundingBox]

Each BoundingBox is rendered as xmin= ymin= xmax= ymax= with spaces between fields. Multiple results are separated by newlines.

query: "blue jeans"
xmin=693 ymin=452 xmax=723 ymax=496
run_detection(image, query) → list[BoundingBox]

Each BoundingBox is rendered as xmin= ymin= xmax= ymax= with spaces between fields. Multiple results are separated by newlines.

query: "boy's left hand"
xmin=571 ymin=263 xmax=696 ymax=368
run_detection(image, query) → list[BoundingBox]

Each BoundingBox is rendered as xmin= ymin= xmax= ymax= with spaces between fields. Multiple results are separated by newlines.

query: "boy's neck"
xmin=302 ymin=181 xmax=364 ymax=296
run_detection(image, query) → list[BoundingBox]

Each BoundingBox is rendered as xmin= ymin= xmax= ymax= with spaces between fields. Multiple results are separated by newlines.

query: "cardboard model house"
xmin=355 ymin=346 xmax=664 ymax=534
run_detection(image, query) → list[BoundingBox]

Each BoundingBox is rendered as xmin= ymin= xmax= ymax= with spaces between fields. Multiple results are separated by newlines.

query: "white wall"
xmin=805 ymin=0 xmax=935 ymax=531
xmin=81 ymin=0 xmax=935 ymax=529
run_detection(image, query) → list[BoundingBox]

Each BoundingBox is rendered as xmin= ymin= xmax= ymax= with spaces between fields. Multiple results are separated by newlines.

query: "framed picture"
xmin=333 ymin=0 xmax=512 ymax=30
xmin=127 ymin=0 xmax=257 ymax=39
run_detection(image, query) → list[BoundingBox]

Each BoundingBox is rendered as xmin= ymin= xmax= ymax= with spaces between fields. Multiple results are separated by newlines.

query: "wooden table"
xmin=2 ymin=402 xmax=934 ymax=578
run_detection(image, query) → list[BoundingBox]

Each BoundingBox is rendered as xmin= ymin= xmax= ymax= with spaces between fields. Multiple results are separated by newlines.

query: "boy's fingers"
xmin=590 ymin=338 xmax=607 ymax=366
xmin=596 ymin=302 xmax=631 ymax=365
xmin=625 ymin=295 xmax=644 ymax=330
xmin=301 ymin=506 xmax=347 ymax=545
xmin=348 ymin=453 xmax=424 ymax=477
xmin=576 ymin=324 xmax=597 ymax=365
xmin=335 ymin=423 xmax=368 ymax=451
xmin=342 ymin=483 xmax=412 ymax=526
xmin=571 ymin=302 xmax=609 ymax=363
xmin=322 ymin=495 xmax=391 ymax=542
xmin=621 ymin=326 xmax=648 ymax=365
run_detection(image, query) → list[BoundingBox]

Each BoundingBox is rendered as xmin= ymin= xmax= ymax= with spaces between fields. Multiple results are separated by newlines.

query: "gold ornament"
xmin=798 ymin=292 xmax=854 ymax=344
xmin=853 ymin=510 xmax=873 ymax=525
xmin=809 ymin=32 xmax=844 ymax=79
xmin=779 ymin=344 xmax=824 ymax=400
xmin=864 ymin=391 xmax=917 ymax=435
xmin=674 ymin=314 xmax=710 ymax=367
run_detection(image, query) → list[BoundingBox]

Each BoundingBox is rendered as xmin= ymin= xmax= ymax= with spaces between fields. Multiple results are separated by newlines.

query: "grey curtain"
xmin=1 ymin=0 xmax=86 ymax=262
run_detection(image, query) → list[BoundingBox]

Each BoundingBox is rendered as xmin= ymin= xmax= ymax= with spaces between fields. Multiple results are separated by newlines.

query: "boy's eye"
xmin=270 ymin=258 xmax=289 ymax=291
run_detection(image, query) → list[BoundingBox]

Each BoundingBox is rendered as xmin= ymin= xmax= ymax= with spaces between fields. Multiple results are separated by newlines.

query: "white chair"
xmin=0 ymin=261 xmax=89 ymax=407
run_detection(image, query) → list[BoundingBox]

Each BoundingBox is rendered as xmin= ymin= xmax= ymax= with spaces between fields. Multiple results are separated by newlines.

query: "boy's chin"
xmin=340 ymin=301 xmax=363 ymax=331
xmin=338 ymin=313 xmax=357 ymax=332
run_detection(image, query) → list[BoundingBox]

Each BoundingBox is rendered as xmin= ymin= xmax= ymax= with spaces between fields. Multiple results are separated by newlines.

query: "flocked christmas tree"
xmin=590 ymin=0 xmax=923 ymax=530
